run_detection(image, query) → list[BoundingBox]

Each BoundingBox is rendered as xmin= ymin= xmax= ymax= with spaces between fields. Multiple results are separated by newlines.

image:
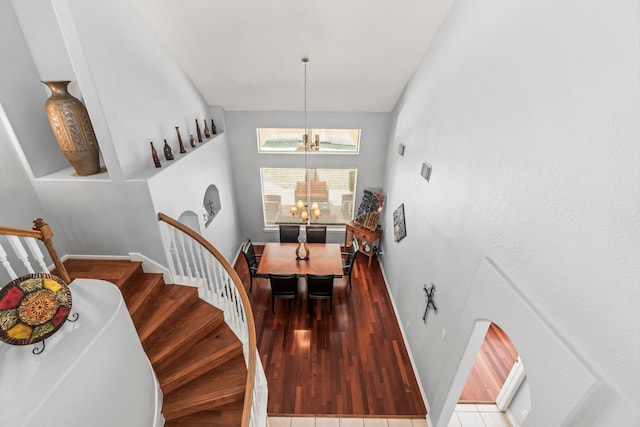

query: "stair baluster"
xmin=0 ymin=242 xmax=18 ymax=280
xmin=168 ymin=227 xmax=186 ymax=281
xmin=7 ymin=235 xmax=36 ymax=275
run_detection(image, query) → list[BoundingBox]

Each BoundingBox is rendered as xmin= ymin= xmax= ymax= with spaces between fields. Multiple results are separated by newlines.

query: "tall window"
xmin=257 ymin=128 xmax=360 ymax=153
xmin=261 ymin=168 xmax=357 ymax=227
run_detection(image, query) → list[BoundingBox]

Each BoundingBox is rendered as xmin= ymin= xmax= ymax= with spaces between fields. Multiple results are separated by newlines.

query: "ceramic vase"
xmin=42 ymin=81 xmax=101 ymax=176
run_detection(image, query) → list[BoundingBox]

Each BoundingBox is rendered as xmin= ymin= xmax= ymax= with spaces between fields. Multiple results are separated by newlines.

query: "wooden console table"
xmin=344 ymin=220 xmax=382 ymax=267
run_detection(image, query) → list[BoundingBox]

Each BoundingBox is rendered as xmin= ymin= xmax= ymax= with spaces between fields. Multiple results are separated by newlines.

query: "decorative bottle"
xmin=196 ymin=119 xmax=203 ymax=142
xmin=163 ymin=139 xmax=174 ymax=160
xmin=203 ymin=118 xmax=211 ymax=138
xmin=189 ymin=134 xmax=196 ymax=147
xmin=211 ymin=119 xmax=217 ymax=135
xmin=150 ymin=142 xmax=161 ymax=168
xmin=175 ymin=126 xmax=186 ymax=153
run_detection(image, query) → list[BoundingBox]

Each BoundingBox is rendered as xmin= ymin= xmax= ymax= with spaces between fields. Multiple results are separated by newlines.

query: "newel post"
xmin=33 ymin=218 xmax=71 ymax=283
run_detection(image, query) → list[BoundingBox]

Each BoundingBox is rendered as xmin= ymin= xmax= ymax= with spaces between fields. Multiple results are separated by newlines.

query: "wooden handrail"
xmin=157 ymin=212 xmax=257 ymax=426
xmin=0 ymin=218 xmax=71 ymax=283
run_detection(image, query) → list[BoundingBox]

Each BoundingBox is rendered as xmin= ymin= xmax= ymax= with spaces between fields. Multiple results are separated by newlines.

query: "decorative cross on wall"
xmin=423 ymin=283 xmax=437 ymax=324
xmin=205 ymin=200 xmax=216 ymax=215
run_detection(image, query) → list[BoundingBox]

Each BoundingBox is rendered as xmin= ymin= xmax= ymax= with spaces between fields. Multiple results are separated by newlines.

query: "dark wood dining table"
xmin=256 ymin=243 xmax=343 ymax=277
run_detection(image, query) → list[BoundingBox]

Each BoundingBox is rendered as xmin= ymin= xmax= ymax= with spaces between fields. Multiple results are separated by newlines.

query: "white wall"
xmin=148 ymin=131 xmax=241 ymax=264
xmin=226 ymin=111 xmax=390 ymax=243
xmin=0 ymin=105 xmax=55 ymax=285
xmin=0 ymin=1 xmax=68 ymax=179
xmin=52 ymin=0 xmax=213 ymax=180
xmin=0 ymin=107 xmax=45 ymax=228
xmin=2 ymin=0 xmax=241 ymax=265
xmin=0 ymin=1 xmax=68 ymax=274
xmin=380 ymin=0 xmax=639 ymax=426
xmin=10 ymin=0 xmax=81 ymax=99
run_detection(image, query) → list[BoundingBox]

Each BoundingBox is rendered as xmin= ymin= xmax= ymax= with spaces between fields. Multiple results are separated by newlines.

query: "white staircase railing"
xmin=157 ymin=213 xmax=267 ymax=427
xmin=0 ymin=219 xmax=70 ymax=285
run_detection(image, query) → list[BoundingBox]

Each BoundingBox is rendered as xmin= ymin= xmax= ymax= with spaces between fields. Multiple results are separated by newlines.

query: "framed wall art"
xmin=393 ymin=203 xmax=407 ymax=242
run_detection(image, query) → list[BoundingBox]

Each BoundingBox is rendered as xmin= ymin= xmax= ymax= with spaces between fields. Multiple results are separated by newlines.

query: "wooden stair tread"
xmin=120 ymin=272 xmax=165 ymax=316
xmin=64 ymin=259 xmax=142 ymax=287
xmin=143 ymin=300 xmax=225 ymax=365
xmin=155 ymin=323 xmax=243 ymax=394
xmin=164 ymin=401 xmax=243 ymax=427
xmin=163 ymin=355 xmax=247 ymax=420
xmin=133 ymin=284 xmax=199 ymax=342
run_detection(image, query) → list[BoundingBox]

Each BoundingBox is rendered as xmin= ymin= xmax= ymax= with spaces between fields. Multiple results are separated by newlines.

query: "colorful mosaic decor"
xmin=0 ymin=273 xmax=72 ymax=345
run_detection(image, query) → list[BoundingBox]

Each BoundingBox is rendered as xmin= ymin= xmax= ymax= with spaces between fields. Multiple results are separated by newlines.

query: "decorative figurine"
xmin=189 ymin=134 xmax=196 ymax=147
xmin=163 ymin=139 xmax=174 ymax=160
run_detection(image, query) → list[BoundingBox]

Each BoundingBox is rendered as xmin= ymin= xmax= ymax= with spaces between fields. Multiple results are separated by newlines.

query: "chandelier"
xmin=290 ymin=199 xmax=321 ymax=221
xmin=290 ymin=57 xmax=320 ymax=223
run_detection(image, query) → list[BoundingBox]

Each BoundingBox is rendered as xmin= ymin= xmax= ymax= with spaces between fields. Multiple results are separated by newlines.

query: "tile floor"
xmin=267 ymin=404 xmax=512 ymax=427
xmin=268 ymin=417 xmax=429 ymax=427
xmin=447 ymin=404 xmax=512 ymax=427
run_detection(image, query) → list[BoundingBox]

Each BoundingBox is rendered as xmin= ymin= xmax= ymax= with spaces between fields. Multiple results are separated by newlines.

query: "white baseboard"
xmin=505 ymin=408 xmax=519 ymax=427
xmin=61 ymin=254 xmax=130 ymax=261
xmin=378 ymin=263 xmax=432 ymax=426
xmin=129 ymin=252 xmax=173 ymax=284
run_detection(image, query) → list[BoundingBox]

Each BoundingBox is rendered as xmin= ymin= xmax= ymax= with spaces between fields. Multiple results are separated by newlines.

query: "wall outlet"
xmin=441 ymin=328 xmax=447 ymax=340
xmin=406 ymin=320 xmax=410 ymax=329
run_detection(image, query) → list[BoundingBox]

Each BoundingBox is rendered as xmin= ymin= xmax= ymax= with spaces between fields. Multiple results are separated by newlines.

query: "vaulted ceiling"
xmin=131 ymin=0 xmax=452 ymax=112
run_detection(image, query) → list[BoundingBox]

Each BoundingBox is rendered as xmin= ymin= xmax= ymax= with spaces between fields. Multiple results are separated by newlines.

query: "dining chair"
xmin=241 ymin=239 xmax=267 ymax=292
xmin=268 ymin=273 xmax=299 ymax=314
xmin=341 ymin=238 xmax=359 ymax=289
xmin=306 ymin=225 xmax=327 ymax=243
xmin=279 ymin=224 xmax=300 ymax=243
xmin=306 ymin=273 xmax=335 ymax=314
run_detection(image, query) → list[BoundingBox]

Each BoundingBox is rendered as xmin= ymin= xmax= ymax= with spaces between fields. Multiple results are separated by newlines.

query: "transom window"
xmin=260 ymin=168 xmax=357 ymax=227
xmin=257 ymin=128 xmax=360 ymax=153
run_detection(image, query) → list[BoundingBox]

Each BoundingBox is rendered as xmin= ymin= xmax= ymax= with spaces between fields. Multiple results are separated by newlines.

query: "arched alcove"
xmin=203 ymin=184 xmax=221 ymax=227
xmin=452 ymin=322 xmax=530 ymax=426
xmin=436 ymin=258 xmax=597 ymax=427
xmin=177 ymin=210 xmax=200 ymax=234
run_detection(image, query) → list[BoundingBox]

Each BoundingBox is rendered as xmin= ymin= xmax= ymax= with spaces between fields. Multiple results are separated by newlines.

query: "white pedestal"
xmin=0 ymin=279 xmax=162 ymax=427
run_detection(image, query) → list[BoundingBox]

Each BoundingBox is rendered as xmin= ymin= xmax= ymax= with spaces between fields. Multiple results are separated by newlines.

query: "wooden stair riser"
xmin=155 ymin=326 xmax=243 ymax=394
xmin=132 ymin=285 xmax=200 ymax=342
xmin=164 ymin=401 xmax=243 ymax=427
xmin=162 ymin=357 xmax=247 ymax=420
xmin=142 ymin=301 xmax=225 ymax=366
xmin=122 ymin=271 xmax=166 ymax=317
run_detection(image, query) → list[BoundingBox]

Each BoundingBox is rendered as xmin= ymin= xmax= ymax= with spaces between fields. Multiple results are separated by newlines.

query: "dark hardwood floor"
xmin=60 ymin=250 xmax=516 ymax=416
xmin=233 ymin=246 xmax=427 ymax=418
xmin=458 ymin=323 xmax=518 ymax=403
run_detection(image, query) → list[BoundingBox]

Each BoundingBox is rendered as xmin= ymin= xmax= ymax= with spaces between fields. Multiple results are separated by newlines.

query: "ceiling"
xmin=131 ymin=0 xmax=452 ymax=112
